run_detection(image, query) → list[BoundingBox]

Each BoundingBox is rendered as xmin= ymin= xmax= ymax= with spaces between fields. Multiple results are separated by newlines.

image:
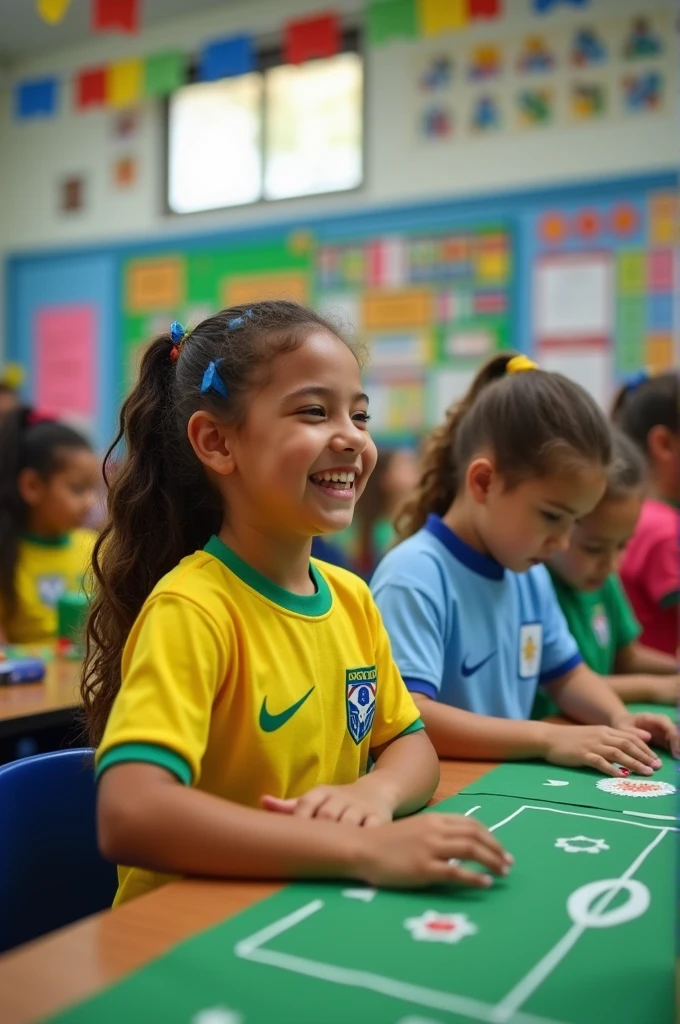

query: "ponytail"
xmin=395 ymin=351 xmax=611 ymax=540
xmin=82 ymin=334 xmax=222 ymax=746
xmin=396 ymin=354 xmax=521 ymax=539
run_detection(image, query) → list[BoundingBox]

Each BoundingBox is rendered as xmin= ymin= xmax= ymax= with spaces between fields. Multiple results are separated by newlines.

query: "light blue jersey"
xmin=371 ymin=515 xmax=581 ymax=719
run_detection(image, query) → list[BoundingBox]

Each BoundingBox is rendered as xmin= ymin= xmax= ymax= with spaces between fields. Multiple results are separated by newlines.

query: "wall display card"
xmin=223 ymin=271 xmax=308 ymax=307
xmin=535 ymin=253 xmax=613 ymax=343
xmin=34 ymin=306 xmax=96 ymax=421
xmin=126 ymin=257 xmax=185 ymax=312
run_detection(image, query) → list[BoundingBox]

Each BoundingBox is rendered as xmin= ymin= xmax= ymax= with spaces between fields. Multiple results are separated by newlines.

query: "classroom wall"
xmin=0 ymin=0 xmax=675 ymax=259
xmin=1 ymin=0 xmax=676 ymax=438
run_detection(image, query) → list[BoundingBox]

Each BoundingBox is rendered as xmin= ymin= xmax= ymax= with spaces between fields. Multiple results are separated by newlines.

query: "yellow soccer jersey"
xmin=1 ymin=529 xmax=96 ymax=643
xmin=97 ymin=535 xmax=423 ymax=905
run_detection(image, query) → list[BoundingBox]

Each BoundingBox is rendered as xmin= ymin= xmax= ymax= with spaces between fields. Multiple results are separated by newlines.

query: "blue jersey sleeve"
xmin=535 ymin=566 xmax=582 ymax=683
xmin=371 ymin=569 xmax=447 ymax=700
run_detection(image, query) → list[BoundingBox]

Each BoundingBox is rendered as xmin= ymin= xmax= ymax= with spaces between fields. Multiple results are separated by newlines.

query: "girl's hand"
xmin=612 ymin=711 xmax=680 ymax=759
xmin=354 ymin=814 xmax=513 ymax=889
xmin=544 ymin=723 xmax=663 ymax=777
xmin=261 ymin=782 xmax=393 ymax=827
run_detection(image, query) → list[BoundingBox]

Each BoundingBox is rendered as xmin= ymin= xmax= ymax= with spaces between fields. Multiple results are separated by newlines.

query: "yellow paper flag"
xmin=419 ymin=0 xmax=468 ymax=35
xmin=107 ymin=60 xmax=143 ymax=109
xmin=37 ymin=0 xmax=72 ymax=24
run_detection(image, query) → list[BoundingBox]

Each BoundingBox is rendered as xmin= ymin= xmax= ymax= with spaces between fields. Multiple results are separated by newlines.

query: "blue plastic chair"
xmin=0 ymin=748 xmax=118 ymax=952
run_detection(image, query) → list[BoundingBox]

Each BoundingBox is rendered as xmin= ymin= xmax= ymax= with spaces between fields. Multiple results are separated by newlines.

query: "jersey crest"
xmin=37 ymin=574 xmax=67 ymax=608
xmin=591 ymin=604 xmax=610 ymax=648
xmin=346 ymin=666 xmax=377 ymax=744
xmin=518 ymin=623 xmax=542 ymax=678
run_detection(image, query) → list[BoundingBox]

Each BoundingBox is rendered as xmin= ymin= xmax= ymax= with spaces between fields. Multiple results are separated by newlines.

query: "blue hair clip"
xmin=228 ymin=308 xmax=254 ymax=330
xmin=170 ymin=321 xmax=186 ymax=345
xmin=624 ymin=369 xmax=649 ymax=392
xmin=200 ymin=359 xmax=228 ymax=399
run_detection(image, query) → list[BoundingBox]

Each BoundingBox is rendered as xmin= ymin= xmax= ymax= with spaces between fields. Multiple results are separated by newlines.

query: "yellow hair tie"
xmin=506 ymin=355 xmax=538 ymax=374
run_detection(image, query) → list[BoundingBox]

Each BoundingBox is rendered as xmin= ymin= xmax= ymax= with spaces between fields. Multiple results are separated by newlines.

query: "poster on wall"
xmin=529 ymin=188 xmax=678 ymax=404
xmin=34 ymin=305 xmax=96 ymax=428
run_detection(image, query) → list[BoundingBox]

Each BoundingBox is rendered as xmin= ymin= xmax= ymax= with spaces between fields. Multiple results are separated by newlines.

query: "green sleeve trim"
xmin=659 ymin=590 xmax=680 ymax=610
xmin=396 ymin=717 xmax=425 ymax=738
xmin=96 ymin=743 xmax=192 ymax=785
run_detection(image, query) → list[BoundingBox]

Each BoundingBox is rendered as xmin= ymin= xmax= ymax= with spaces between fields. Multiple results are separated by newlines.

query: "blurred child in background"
xmin=372 ymin=353 xmax=677 ymax=773
xmin=0 ymin=408 xmax=98 ymax=643
xmin=355 ymin=446 xmax=420 ymax=577
xmin=546 ymin=426 xmax=677 ymax=705
xmin=614 ymin=371 xmax=679 ymax=657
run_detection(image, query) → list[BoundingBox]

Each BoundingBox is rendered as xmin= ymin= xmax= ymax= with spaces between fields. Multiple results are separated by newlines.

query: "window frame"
xmin=162 ymin=27 xmax=364 ymax=217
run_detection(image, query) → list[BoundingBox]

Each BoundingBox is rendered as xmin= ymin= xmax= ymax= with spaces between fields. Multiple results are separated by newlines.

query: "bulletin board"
xmin=526 ymin=188 xmax=677 ymax=410
xmin=121 ymin=222 xmax=512 ymax=442
xmin=122 ymin=237 xmax=313 ymax=390
xmin=5 ymin=171 xmax=677 ymax=451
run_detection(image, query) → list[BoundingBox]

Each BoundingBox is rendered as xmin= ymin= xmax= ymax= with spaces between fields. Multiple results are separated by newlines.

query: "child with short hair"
xmin=547 ymin=426 xmax=677 ymax=704
xmin=0 ymin=408 xmax=98 ymax=643
xmin=614 ymin=371 xmax=680 ymax=656
xmin=83 ymin=302 xmax=510 ymax=905
xmin=371 ymin=353 xmax=677 ymax=771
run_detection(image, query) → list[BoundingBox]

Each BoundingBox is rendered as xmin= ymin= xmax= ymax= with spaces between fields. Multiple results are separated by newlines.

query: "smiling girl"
xmin=82 ymin=302 xmax=511 ymax=905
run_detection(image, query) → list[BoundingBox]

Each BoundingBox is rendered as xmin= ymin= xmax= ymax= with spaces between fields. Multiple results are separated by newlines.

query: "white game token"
xmin=555 ymin=835 xmax=609 ymax=854
xmin=404 ymin=910 xmax=477 ymax=944
xmin=596 ymin=777 xmax=675 ymax=798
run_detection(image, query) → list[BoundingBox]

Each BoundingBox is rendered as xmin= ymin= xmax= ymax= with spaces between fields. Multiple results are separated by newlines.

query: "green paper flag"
xmin=366 ymin=0 xmax=417 ymax=46
xmin=144 ymin=51 xmax=186 ymax=98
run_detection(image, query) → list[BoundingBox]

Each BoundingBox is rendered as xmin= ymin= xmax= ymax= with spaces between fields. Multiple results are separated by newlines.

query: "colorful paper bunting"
xmin=284 ymin=12 xmax=341 ymax=65
xmin=107 ymin=59 xmax=143 ymax=108
xmin=92 ymin=0 xmax=139 ymax=33
xmin=419 ymin=0 xmax=468 ymax=35
xmin=37 ymin=0 xmax=72 ymax=24
xmin=366 ymin=0 xmax=418 ymax=45
xmin=198 ymin=35 xmax=255 ymax=81
xmin=533 ymin=0 xmax=589 ymax=12
xmin=15 ymin=78 xmax=58 ymax=119
xmin=144 ymin=51 xmax=186 ymax=97
xmin=75 ymin=67 xmax=107 ymax=110
xmin=469 ymin=0 xmax=501 ymax=15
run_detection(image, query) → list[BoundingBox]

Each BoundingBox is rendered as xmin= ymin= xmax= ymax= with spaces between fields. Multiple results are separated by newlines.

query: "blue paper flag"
xmin=533 ymin=0 xmax=589 ymax=12
xmin=15 ymin=77 xmax=59 ymax=119
xmin=198 ymin=35 xmax=254 ymax=82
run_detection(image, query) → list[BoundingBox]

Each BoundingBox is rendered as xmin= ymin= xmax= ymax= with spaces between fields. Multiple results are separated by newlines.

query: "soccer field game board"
xmin=52 ymin=710 xmax=676 ymax=1024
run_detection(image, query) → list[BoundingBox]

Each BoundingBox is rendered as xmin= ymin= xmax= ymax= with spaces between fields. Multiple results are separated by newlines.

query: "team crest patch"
xmin=518 ymin=623 xmax=542 ymax=679
xmin=346 ymin=666 xmax=377 ymax=744
xmin=591 ymin=604 xmax=610 ymax=648
xmin=37 ymin=575 xmax=67 ymax=608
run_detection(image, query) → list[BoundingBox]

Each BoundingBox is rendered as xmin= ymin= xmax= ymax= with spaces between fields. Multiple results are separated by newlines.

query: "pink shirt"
xmin=620 ymin=499 xmax=679 ymax=656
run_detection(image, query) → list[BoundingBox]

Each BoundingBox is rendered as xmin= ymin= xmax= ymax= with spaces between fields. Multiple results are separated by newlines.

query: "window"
xmin=166 ymin=35 xmax=362 ymax=215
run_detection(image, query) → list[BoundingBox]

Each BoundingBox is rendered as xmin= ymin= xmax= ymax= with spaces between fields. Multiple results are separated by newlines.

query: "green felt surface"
xmin=50 ymin=792 xmax=674 ymax=1024
xmin=462 ymin=704 xmax=678 ymax=816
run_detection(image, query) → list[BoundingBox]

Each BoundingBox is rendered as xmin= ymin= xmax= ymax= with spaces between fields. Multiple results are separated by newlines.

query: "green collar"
xmin=204 ymin=535 xmax=332 ymax=617
xmin=21 ymin=531 xmax=70 ymax=548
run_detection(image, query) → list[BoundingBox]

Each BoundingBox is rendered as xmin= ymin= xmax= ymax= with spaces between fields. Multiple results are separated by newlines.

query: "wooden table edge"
xmin=0 ymin=757 xmax=495 ymax=1024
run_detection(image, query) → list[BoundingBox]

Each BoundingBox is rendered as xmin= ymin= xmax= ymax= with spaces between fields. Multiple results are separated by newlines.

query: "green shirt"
xmin=548 ymin=570 xmax=641 ymax=676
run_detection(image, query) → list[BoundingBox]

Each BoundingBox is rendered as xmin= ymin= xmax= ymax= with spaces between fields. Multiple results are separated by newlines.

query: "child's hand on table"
xmin=644 ymin=676 xmax=679 ymax=708
xmin=611 ymin=709 xmax=680 ymax=759
xmin=544 ymin=723 xmax=665 ymax=777
xmin=261 ymin=780 xmax=394 ymax=827
xmin=355 ymin=814 xmax=513 ymax=889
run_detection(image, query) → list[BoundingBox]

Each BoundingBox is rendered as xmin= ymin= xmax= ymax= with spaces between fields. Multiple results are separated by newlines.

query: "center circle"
xmin=567 ymin=879 xmax=650 ymax=929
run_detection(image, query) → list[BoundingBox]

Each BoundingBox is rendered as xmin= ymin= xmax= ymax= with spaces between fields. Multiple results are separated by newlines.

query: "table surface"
xmin=0 ymin=758 xmax=494 ymax=1024
xmin=0 ymin=658 xmax=81 ymax=724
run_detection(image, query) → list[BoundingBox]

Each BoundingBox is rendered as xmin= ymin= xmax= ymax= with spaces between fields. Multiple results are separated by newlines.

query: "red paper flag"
xmin=92 ymin=0 xmax=139 ymax=33
xmin=75 ymin=67 xmax=107 ymax=109
xmin=284 ymin=12 xmax=340 ymax=65
xmin=469 ymin=0 xmax=502 ymax=16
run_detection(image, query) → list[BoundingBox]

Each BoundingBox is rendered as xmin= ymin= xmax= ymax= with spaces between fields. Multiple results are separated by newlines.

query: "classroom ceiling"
xmin=0 ymin=0 xmax=238 ymax=61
